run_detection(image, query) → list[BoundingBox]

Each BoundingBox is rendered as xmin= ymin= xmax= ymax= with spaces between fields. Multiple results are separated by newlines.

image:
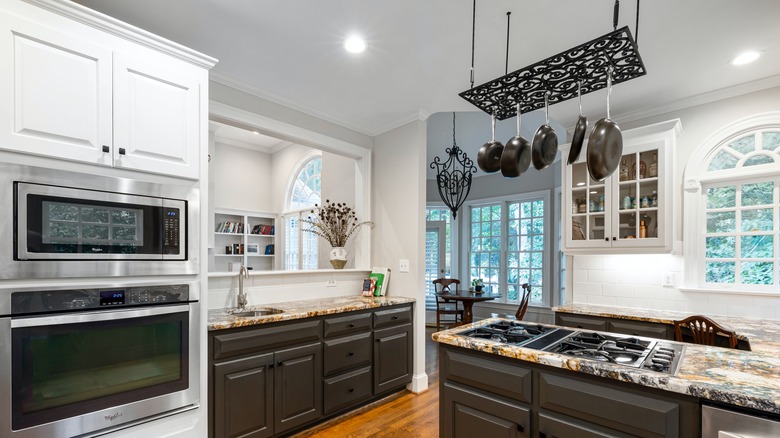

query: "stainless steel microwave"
xmin=0 ymin=164 xmax=199 ymax=279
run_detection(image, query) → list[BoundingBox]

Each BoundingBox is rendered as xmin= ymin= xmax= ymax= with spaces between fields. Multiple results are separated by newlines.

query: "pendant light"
xmin=430 ymin=113 xmax=477 ymax=219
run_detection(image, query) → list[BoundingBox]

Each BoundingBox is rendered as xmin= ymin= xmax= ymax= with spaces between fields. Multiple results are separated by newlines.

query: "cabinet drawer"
xmin=323 ymin=332 xmax=372 ymax=376
xmin=442 ymin=349 xmax=532 ymax=404
xmin=538 ymin=411 xmax=633 ymax=438
xmin=323 ymin=311 xmax=371 ymax=338
xmin=373 ymin=306 xmax=412 ymax=329
xmin=212 ymin=320 xmax=322 ymax=360
xmin=323 ymin=366 xmax=372 ymax=415
xmin=442 ymin=382 xmax=530 ymax=438
xmin=609 ymin=319 xmax=672 ymax=340
xmin=539 ymin=373 xmax=680 ymax=437
xmin=555 ymin=314 xmax=608 ymax=331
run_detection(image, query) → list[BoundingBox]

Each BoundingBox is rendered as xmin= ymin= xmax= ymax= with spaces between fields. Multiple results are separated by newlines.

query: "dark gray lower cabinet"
xmin=373 ymin=322 xmax=412 ymax=395
xmin=273 ymin=342 xmax=322 ymax=435
xmin=555 ymin=312 xmax=674 ymax=340
xmin=439 ymin=344 xmax=700 ymax=438
xmin=213 ymin=353 xmax=273 ymax=438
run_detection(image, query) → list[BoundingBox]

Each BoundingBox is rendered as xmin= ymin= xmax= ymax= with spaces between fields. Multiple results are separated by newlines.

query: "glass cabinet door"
xmin=568 ymin=161 xmax=610 ymax=247
xmin=614 ymin=149 xmax=659 ymax=242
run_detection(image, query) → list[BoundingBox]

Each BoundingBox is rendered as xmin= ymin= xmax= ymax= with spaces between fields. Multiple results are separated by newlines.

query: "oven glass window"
xmin=42 ymin=201 xmax=144 ymax=247
xmin=12 ymin=312 xmax=188 ymax=429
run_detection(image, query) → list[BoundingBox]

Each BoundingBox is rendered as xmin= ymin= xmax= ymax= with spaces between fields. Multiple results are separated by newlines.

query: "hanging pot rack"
xmin=459 ymin=1 xmax=645 ymax=120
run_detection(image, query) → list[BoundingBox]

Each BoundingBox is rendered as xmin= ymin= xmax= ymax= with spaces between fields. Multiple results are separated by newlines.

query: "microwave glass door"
xmin=11 ymin=309 xmax=189 ymax=430
xmin=16 ymin=182 xmax=184 ymax=260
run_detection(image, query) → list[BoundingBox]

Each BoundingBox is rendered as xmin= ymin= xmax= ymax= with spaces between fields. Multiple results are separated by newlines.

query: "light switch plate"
xmin=399 ymin=259 xmax=410 ymax=273
xmin=662 ymin=272 xmax=674 ymax=287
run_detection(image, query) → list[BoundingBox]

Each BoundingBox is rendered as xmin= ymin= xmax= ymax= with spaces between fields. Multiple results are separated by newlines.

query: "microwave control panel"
xmin=9 ymin=284 xmax=191 ymax=315
xmin=162 ymin=207 xmax=181 ymax=254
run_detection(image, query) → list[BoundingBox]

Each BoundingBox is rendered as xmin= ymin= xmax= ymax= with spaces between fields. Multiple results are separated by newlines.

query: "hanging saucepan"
xmin=531 ymin=91 xmax=558 ymax=170
xmin=567 ymin=81 xmax=588 ymax=165
xmin=501 ymin=102 xmax=531 ymax=177
xmin=586 ymin=67 xmax=623 ymax=181
xmin=477 ymin=113 xmax=503 ymax=173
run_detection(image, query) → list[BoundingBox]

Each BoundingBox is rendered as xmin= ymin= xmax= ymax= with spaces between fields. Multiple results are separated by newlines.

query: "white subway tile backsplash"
xmin=633 ymin=285 xmax=668 ymax=300
xmin=573 ymin=282 xmax=603 ymax=295
xmin=602 ymin=283 xmax=633 ymax=297
xmin=573 ymin=255 xmax=604 ymax=270
xmin=589 ymin=269 xmax=617 ymax=284
xmin=573 ymin=269 xmax=589 ymax=283
xmin=586 ymin=295 xmax=617 ymax=306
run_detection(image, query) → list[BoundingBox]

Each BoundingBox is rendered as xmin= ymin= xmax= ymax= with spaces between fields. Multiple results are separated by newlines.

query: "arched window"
xmin=284 ymin=155 xmax=321 ymax=270
xmin=683 ymin=113 xmax=780 ymax=292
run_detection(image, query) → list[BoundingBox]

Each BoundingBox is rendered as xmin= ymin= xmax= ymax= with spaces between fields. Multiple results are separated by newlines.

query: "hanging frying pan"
xmin=586 ymin=67 xmax=623 ymax=181
xmin=501 ymin=103 xmax=531 ymax=177
xmin=477 ymin=114 xmax=503 ymax=173
xmin=531 ymin=91 xmax=558 ymax=170
xmin=567 ymin=81 xmax=588 ymax=165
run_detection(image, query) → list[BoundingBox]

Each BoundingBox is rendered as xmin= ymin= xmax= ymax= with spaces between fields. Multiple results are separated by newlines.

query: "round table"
xmin=437 ymin=290 xmax=499 ymax=324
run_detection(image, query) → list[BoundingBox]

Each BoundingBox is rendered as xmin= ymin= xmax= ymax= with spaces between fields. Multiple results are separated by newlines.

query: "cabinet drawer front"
xmin=323 ymin=366 xmax=372 ymax=415
xmin=555 ymin=314 xmax=608 ymax=331
xmin=323 ymin=311 xmax=371 ymax=338
xmin=442 ymin=349 xmax=532 ymax=404
xmin=609 ymin=320 xmax=671 ymax=340
xmin=323 ymin=332 xmax=372 ymax=376
xmin=373 ymin=306 xmax=412 ymax=329
xmin=539 ymin=373 xmax=679 ymax=438
xmin=442 ymin=382 xmax=530 ymax=438
xmin=213 ymin=320 xmax=322 ymax=360
xmin=538 ymin=411 xmax=633 ymax=438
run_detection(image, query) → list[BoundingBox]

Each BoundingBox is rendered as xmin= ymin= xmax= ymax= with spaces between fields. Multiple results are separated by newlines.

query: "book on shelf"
xmin=264 ymin=244 xmax=274 ymax=255
xmin=250 ymin=224 xmax=276 ymax=236
xmin=216 ymin=221 xmax=245 ymax=233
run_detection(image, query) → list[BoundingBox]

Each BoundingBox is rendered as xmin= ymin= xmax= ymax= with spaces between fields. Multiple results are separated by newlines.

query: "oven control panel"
xmin=9 ymin=284 xmax=191 ymax=315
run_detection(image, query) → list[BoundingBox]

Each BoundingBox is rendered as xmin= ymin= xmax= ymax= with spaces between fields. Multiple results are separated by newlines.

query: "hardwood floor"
xmin=292 ymin=327 xmax=439 ymax=438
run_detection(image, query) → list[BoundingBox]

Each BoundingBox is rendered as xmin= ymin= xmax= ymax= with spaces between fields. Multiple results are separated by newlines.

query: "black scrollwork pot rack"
xmin=460 ymin=14 xmax=645 ymax=120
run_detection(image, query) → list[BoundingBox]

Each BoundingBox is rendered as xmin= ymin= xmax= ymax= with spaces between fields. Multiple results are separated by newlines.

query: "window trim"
xmin=463 ymin=190 xmax=552 ymax=307
xmin=283 ymin=152 xmax=322 ymax=270
xmin=682 ymin=111 xmax=780 ymax=294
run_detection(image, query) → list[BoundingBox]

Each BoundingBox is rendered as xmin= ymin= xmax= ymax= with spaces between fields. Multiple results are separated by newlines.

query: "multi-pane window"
xmin=468 ymin=195 xmax=548 ymax=306
xmin=704 ymin=179 xmax=778 ymax=286
xmin=686 ymin=126 xmax=780 ymax=291
xmin=507 ymin=199 xmax=545 ymax=304
xmin=284 ymin=156 xmax=321 ymax=270
xmin=469 ymin=204 xmax=502 ymax=295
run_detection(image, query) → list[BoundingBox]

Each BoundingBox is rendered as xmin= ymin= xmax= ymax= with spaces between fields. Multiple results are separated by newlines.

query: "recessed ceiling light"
xmin=731 ymin=51 xmax=761 ymax=66
xmin=344 ymin=36 xmax=366 ymax=54
xmin=252 ymin=131 xmax=259 ymax=135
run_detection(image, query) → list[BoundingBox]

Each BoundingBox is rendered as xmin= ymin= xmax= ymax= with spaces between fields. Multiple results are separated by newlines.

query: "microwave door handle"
xmin=10 ymin=304 xmax=191 ymax=328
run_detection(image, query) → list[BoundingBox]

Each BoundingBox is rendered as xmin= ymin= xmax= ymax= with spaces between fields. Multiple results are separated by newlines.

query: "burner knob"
xmin=653 ymin=357 xmax=671 ymax=365
xmin=652 ymin=363 xmax=667 ymax=371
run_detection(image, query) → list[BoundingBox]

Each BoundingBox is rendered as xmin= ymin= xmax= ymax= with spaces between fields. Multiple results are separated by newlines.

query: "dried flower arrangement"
xmin=301 ymin=200 xmax=373 ymax=248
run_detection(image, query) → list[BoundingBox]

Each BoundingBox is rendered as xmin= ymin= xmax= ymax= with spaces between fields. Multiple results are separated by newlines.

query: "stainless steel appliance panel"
xmin=702 ymin=404 xmax=780 ymax=438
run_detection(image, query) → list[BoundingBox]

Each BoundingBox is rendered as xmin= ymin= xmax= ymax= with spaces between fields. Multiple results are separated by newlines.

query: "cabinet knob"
xmin=577 ymin=325 xmax=583 ymax=328
xmin=118 ymin=148 xmax=126 ymax=155
xmin=349 ymin=323 xmax=355 ymax=328
xmin=539 ymin=433 xmax=546 ymax=438
xmin=604 ymin=237 xmax=609 ymax=241
xmin=518 ymin=424 xmax=524 ymax=432
xmin=392 ymin=316 xmax=398 ymax=320
xmin=613 ymin=236 xmax=617 ymax=241
xmin=269 ymin=363 xmax=274 ymax=369
xmin=348 ymin=352 xmax=354 ymax=356
xmin=348 ymin=388 xmax=354 ymax=393
xmin=102 ymin=145 xmax=110 ymax=153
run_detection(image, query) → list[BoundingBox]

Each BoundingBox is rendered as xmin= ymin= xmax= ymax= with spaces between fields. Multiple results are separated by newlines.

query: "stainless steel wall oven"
xmin=0 ymin=281 xmax=200 ymax=437
xmin=0 ymin=163 xmax=199 ymax=279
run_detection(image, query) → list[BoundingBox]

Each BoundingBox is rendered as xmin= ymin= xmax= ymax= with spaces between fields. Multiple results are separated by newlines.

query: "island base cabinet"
xmin=442 ymin=382 xmax=530 ymax=438
xmin=213 ymin=353 xmax=274 ymax=438
xmin=273 ymin=342 xmax=322 ymax=435
xmin=538 ymin=412 xmax=634 ymax=438
xmin=373 ymin=323 xmax=412 ymax=394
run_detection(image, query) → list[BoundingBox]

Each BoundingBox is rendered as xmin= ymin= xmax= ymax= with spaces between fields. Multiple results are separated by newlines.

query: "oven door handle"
xmin=11 ymin=304 xmax=191 ymax=328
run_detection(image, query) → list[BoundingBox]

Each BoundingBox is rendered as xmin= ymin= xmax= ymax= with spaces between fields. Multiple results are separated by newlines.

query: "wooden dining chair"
xmin=673 ymin=315 xmax=739 ymax=349
xmin=491 ymin=283 xmax=531 ymax=320
xmin=433 ymin=278 xmax=464 ymax=330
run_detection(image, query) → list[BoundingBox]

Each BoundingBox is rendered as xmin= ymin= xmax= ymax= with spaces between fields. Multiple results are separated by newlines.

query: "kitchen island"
xmin=208 ymin=295 xmax=415 ymax=438
xmin=433 ymin=316 xmax=780 ymax=437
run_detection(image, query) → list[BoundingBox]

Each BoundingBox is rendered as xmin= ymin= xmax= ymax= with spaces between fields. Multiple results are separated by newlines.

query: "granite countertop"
xmin=553 ymin=303 xmax=780 ymax=354
xmin=432 ymin=318 xmax=780 ymax=415
xmin=208 ymin=295 xmax=416 ymax=331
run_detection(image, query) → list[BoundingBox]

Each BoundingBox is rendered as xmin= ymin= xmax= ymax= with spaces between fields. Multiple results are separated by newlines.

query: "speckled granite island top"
xmin=553 ymin=303 xmax=780 ymax=353
xmin=432 ymin=318 xmax=780 ymax=415
xmin=208 ymin=295 xmax=416 ymax=331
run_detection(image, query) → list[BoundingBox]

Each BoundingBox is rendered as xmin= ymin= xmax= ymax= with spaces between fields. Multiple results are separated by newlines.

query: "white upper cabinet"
xmin=0 ymin=4 xmax=213 ymax=179
xmin=561 ymin=119 xmax=682 ymax=254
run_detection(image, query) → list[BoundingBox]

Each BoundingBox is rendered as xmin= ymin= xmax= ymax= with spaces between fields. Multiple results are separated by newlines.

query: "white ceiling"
xmin=75 ymin=0 xmax=780 ymax=149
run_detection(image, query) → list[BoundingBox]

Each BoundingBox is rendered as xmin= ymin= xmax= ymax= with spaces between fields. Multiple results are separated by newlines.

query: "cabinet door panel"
xmin=539 ymin=411 xmax=633 ymax=438
xmin=442 ymin=382 xmax=530 ymax=438
xmin=274 ymin=342 xmax=322 ymax=434
xmin=213 ymin=353 xmax=273 ymax=438
xmin=114 ymin=51 xmax=199 ymax=179
xmin=373 ymin=323 xmax=412 ymax=394
xmin=0 ymin=14 xmax=112 ymax=163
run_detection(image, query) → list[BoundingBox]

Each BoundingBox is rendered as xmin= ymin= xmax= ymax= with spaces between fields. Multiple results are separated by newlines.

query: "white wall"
xmin=320 ymin=152 xmax=358 ymax=268
xmin=213 ymin=142 xmax=273 ymax=211
xmin=373 ymin=119 xmax=428 ymax=393
xmin=572 ymin=85 xmax=780 ymax=320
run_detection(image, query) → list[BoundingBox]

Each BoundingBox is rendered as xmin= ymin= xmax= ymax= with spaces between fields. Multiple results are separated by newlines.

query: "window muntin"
xmin=469 ymin=204 xmax=502 ymax=295
xmin=284 ymin=156 xmax=321 ymax=270
xmin=703 ymin=178 xmax=778 ymax=286
xmin=507 ymin=199 xmax=545 ymax=304
xmin=706 ymin=130 xmax=780 ymax=172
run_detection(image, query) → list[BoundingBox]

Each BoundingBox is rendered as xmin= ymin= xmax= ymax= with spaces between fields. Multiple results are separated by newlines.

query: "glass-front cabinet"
xmin=563 ymin=119 xmax=681 ymax=254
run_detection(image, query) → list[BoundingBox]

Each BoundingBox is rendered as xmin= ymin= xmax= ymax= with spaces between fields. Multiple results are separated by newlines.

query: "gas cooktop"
xmin=460 ymin=320 xmax=683 ymax=374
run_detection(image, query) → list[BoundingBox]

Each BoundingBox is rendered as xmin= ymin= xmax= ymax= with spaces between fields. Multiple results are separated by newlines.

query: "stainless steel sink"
xmin=229 ymin=308 xmax=284 ymax=318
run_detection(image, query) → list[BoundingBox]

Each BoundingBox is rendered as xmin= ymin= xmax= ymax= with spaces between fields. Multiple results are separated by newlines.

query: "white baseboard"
xmin=408 ymin=372 xmax=429 ymax=393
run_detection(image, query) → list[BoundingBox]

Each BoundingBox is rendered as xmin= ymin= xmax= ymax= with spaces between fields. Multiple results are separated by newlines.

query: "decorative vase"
xmin=329 ymin=247 xmax=348 ymax=269
xmin=474 ymin=285 xmax=483 ymax=293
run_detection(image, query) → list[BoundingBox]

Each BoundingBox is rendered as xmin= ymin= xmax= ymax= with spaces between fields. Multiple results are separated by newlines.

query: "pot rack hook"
xmin=469 ymin=0 xmax=476 ymax=89
xmin=505 ymin=11 xmax=511 ymax=75
xmin=613 ymin=0 xmax=620 ymax=31
xmin=635 ymin=0 xmax=641 ymax=46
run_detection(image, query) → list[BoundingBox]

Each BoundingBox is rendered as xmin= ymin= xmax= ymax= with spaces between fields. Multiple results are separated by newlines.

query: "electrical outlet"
xmin=662 ymin=272 xmax=674 ymax=287
xmin=399 ymin=259 xmax=410 ymax=273
xmin=326 ymin=280 xmax=336 ymax=287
